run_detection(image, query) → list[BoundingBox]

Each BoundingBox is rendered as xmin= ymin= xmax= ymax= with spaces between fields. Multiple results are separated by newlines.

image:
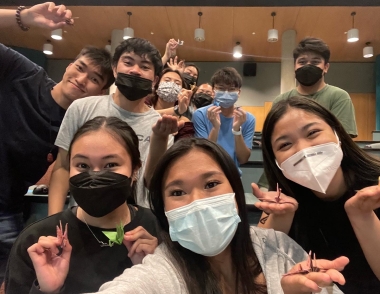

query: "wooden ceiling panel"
xmin=1 ymin=6 xmax=379 ymax=62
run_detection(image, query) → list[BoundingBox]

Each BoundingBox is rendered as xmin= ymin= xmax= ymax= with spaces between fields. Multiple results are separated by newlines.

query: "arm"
xmin=48 ymin=148 xmax=69 ymax=215
xmin=193 ymin=106 xmax=220 ymax=142
xmin=161 ymin=39 xmax=179 ymax=66
xmin=155 ymin=89 xmax=191 ymax=116
xmin=144 ymin=115 xmax=182 ymax=188
xmin=0 ymin=3 xmax=73 ymax=30
xmin=251 ymin=183 xmax=297 ymax=234
xmin=345 ymin=185 xmax=380 ymax=279
xmin=233 ymin=110 xmax=254 ymax=164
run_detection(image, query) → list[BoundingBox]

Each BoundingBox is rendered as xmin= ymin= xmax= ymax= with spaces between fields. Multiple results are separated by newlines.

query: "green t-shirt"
xmin=273 ymin=85 xmax=358 ymax=137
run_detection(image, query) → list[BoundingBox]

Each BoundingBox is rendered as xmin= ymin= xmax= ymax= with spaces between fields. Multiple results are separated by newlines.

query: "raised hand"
xmin=152 ymin=114 xmax=184 ymax=138
xmin=252 ymin=183 xmax=298 ymax=215
xmin=281 ymin=256 xmax=349 ymax=294
xmin=164 ymin=39 xmax=179 ymax=59
xmin=27 ymin=226 xmax=72 ymax=293
xmin=232 ymin=107 xmax=246 ymax=131
xmin=178 ymin=88 xmax=192 ymax=114
xmin=22 ymin=2 xmax=74 ymax=30
xmin=345 ymin=184 xmax=380 ymax=216
xmin=123 ymin=226 xmax=158 ymax=265
xmin=207 ymin=105 xmax=222 ymax=129
xmin=167 ymin=56 xmax=185 ymax=73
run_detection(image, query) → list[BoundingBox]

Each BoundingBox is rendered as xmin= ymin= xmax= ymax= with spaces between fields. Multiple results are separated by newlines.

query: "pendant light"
xmin=347 ymin=12 xmax=359 ymax=43
xmin=233 ymin=42 xmax=242 ymax=58
xmin=267 ymin=12 xmax=278 ymax=42
xmin=363 ymin=42 xmax=374 ymax=58
xmin=123 ymin=12 xmax=134 ymax=40
xmin=51 ymin=28 xmax=62 ymax=40
xmin=43 ymin=40 xmax=53 ymax=55
xmin=194 ymin=12 xmax=205 ymax=42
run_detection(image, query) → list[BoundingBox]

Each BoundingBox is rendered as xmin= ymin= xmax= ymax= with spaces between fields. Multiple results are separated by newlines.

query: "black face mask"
xmin=295 ymin=64 xmax=324 ymax=87
xmin=182 ymin=73 xmax=197 ymax=88
xmin=69 ymin=171 xmax=132 ymax=218
xmin=192 ymin=93 xmax=213 ymax=109
xmin=115 ymin=73 xmax=153 ymax=101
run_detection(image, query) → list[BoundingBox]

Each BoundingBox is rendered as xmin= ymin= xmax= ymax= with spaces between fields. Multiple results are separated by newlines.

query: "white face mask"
xmin=156 ymin=81 xmax=181 ymax=103
xmin=276 ymin=133 xmax=343 ymax=194
xmin=165 ymin=193 xmax=241 ymax=256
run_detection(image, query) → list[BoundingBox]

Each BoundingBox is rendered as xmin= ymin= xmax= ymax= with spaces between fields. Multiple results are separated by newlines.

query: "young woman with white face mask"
xmin=29 ymin=138 xmax=348 ymax=294
xmin=147 ymin=68 xmax=194 ymax=141
xmin=253 ymin=96 xmax=380 ymax=294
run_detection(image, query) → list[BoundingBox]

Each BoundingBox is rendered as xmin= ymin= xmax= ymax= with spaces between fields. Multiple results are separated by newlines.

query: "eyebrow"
xmin=78 ymin=60 xmax=104 ymax=82
xmin=122 ymin=55 xmax=153 ymax=66
xmin=164 ymin=171 xmax=224 ymax=190
xmin=273 ymin=122 xmax=320 ymax=144
xmin=71 ymin=154 xmax=121 ymax=160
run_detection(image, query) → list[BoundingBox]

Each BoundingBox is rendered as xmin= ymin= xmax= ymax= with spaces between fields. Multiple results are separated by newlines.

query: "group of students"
xmin=1 ymin=2 xmax=380 ymax=294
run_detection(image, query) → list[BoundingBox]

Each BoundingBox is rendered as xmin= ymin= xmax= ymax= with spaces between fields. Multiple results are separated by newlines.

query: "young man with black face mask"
xmin=48 ymin=38 xmax=169 ymax=214
xmin=273 ymin=37 xmax=357 ymax=138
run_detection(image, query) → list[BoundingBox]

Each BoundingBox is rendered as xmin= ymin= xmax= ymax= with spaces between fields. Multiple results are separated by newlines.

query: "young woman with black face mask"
xmin=4 ymin=116 xmax=159 ymax=294
xmin=27 ymin=138 xmax=348 ymax=294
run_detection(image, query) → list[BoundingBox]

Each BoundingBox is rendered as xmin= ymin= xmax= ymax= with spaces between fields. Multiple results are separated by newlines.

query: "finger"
xmin=56 ymin=4 xmax=67 ymax=16
xmin=36 ymin=239 xmax=60 ymax=256
xmin=314 ymin=256 xmax=349 ymax=272
xmin=283 ymin=275 xmax=322 ymax=293
xmin=124 ymin=226 xmax=156 ymax=241
xmin=47 ymin=2 xmax=55 ymax=12
xmin=126 ymin=238 xmax=157 ymax=257
xmin=251 ymin=183 xmax=265 ymax=198
xmin=178 ymin=120 xmax=185 ymax=130
xmin=64 ymin=9 xmax=72 ymax=19
xmin=134 ymin=242 xmax=157 ymax=255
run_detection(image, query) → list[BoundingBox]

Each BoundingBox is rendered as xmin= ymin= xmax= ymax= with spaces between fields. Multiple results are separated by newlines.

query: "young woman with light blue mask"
xmin=27 ymin=138 xmax=348 ymax=294
xmin=255 ymin=96 xmax=380 ymax=293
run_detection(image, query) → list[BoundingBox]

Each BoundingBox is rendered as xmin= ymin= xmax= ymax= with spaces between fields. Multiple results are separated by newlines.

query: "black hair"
xmin=150 ymin=68 xmax=185 ymax=107
xmin=293 ymin=37 xmax=330 ymax=64
xmin=68 ymin=116 xmax=142 ymax=204
xmin=210 ymin=67 xmax=242 ymax=89
xmin=262 ymin=96 xmax=380 ymax=200
xmin=74 ymin=46 xmax=114 ymax=89
xmin=149 ymin=138 xmax=266 ymax=294
xmin=112 ymin=38 xmax=163 ymax=76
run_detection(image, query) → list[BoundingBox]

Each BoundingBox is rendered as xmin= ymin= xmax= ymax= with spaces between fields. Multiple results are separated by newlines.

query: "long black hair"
xmin=68 ymin=116 xmax=142 ymax=203
xmin=149 ymin=138 xmax=266 ymax=294
xmin=262 ymin=96 xmax=380 ymax=200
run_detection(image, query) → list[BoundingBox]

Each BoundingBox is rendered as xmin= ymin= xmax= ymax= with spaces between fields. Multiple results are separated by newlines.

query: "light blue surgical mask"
xmin=165 ymin=193 xmax=241 ymax=256
xmin=214 ymin=90 xmax=239 ymax=108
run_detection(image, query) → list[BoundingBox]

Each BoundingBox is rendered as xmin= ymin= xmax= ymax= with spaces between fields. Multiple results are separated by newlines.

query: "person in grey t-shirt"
xmin=48 ymin=38 xmax=172 ymax=212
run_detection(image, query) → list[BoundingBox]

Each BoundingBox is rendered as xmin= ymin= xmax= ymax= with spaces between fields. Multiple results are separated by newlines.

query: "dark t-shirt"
xmin=289 ymin=188 xmax=380 ymax=294
xmin=0 ymin=43 xmax=65 ymax=213
xmin=5 ymin=205 xmax=160 ymax=294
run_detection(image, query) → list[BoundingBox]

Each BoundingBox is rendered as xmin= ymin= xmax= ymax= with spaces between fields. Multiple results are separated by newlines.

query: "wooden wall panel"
xmin=240 ymin=106 xmax=264 ymax=132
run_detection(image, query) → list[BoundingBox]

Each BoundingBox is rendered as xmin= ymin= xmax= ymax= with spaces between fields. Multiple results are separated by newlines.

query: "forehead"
xmin=185 ymin=66 xmax=197 ymax=73
xmin=161 ymin=71 xmax=181 ymax=81
xmin=71 ymin=130 xmax=124 ymax=152
xmin=74 ymin=56 xmax=102 ymax=73
xmin=198 ymin=84 xmax=212 ymax=91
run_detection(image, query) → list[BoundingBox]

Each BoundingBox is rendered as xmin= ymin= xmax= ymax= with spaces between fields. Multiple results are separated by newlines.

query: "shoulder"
xmin=324 ymin=85 xmax=350 ymax=99
xmin=273 ymin=90 xmax=294 ymax=104
xmin=193 ymin=105 xmax=210 ymax=119
xmin=69 ymin=94 xmax=111 ymax=109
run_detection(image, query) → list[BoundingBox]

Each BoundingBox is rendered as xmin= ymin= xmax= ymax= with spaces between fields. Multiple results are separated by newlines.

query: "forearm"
xmin=208 ymin=127 xmax=219 ymax=142
xmin=161 ymin=55 xmax=169 ymax=67
xmin=0 ymin=9 xmax=18 ymax=28
xmin=234 ymin=135 xmax=251 ymax=164
xmin=48 ymin=166 xmax=70 ymax=215
xmin=156 ymin=107 xmax=176 ymax=116
xmin=257 ymin=211 xmax=295 ymax=234
xmin=347 ymin=211 xmax=380 ymax=279
xmin=144 ymin=133 xmax=169 ymax=188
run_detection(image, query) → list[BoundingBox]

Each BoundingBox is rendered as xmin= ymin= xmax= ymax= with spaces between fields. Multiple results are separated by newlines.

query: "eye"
xmin=105 ymin=162 xmax=119 ymax=168
xmin=124 ymin=61 xmax=132 ymax=66
xmin=76 ymin=65 xmax=83 ymax=72
xmin=169 ymin=189 xmax=186 ymax=197
xmin=278 ymin=142 xmax=291 ymax=151
xmin=76 ymin=163 xmax=89 ymax=169
xmin=91 ymin=77 xmax=99 ymax=84
xmin=307 ymin=130 xmax=320 ymax=137
xmin=205 ymin=180 xmax=220 ymax=189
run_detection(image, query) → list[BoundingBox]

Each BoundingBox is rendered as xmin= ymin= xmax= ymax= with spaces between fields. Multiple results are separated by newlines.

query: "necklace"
xmin=81 ymin=213 xmax=111 ymax=247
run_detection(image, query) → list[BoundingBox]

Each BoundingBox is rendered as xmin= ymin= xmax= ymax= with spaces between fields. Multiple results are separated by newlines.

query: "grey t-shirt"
xmin=91 ymin=227 xmax=343 ymax=294
xmin=55 ymin=94 xmax=168 ymax=207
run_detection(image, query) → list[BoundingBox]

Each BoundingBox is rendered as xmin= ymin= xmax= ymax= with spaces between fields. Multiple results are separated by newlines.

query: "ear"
xmin=112 ymin=65 xmax=118 ymax=79
xmin=324 ymin=62 xmax=330 ymax=74
xmin=130 ymin=168 xmax=139 ymax=186
xmin=237 ymin=89 xmax=241 ymax=96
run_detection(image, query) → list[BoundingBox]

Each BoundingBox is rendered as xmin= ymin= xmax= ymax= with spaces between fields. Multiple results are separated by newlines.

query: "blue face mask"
xmin=165 ymin=193 xmax=241 ymax=256
xmin=214 ymin=90 xmax=239 ymax=108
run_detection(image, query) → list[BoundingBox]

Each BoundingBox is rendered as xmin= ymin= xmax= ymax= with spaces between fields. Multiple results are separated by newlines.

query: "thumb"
xmin=123 ymin=238 xmax=133 ymax=251
xmin=251 ymin=183 xmax=264 ymax=198
xmin=178 ymin=120 xmax=185 ymax=130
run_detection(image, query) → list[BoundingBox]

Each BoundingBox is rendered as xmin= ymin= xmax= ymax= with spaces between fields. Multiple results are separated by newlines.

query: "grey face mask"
xmin=156 ymin=81 xmax=181 ymax=103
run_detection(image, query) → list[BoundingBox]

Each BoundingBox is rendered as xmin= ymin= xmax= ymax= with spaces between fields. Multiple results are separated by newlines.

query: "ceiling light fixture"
xmin=347 ymin=12 xmax=359 ymax=43
xmin=233 ymin=42 xmax=242 ymax=58
xmin=105 ymin=40 xmax=111 ymax=53
xmin=267 ymin=12 xmax=278 ymax=42
xmin=194 ymin=12 xmax=205 ymax=42
xmin=51 ymin=28 xmax=62 ymax=40
xmin=123 ymin=12 xmax=134 ymax=40
xmin=43 ymin=40 xmax=53 ymax=55
xmin=363 ymin=42 xmax=374 ymax=58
